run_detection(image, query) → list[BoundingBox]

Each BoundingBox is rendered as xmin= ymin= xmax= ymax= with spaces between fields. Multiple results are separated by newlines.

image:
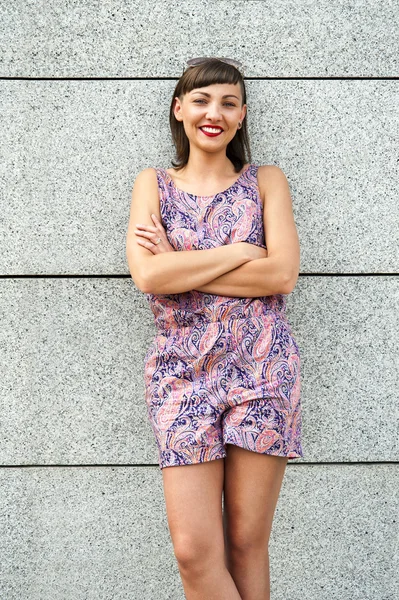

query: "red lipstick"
xmin=199 ymin=126 xmax=223 ymax=137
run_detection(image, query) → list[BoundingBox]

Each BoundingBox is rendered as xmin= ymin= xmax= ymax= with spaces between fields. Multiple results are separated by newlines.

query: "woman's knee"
xmin=225 ymin=521 xmax=271 ymax=557
xmin=173 ymin=532 xmax=223 ymax=572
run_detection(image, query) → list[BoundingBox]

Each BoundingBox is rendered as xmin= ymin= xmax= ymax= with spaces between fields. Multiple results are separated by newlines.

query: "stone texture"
xmin=0 ymin=1 xmax=397 ymax=77
xmin=0 ymin=464 xmax=397 ymax=599
xmin=0 ymin=3 xmax=397 ymax=598
xmin=288 ymin=276 xmax=399 ymax=462
xmin=0 ymin=276 xmax=398 ymax=465
xmin=0 ymin=80 xmax=398 ymax=274
xmin=269 ymin=464 xmax=399 ymax=600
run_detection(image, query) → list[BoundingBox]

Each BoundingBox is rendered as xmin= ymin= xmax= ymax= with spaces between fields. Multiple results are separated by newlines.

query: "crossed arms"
xmin=126 ymin=166 xmax=300 ymax=297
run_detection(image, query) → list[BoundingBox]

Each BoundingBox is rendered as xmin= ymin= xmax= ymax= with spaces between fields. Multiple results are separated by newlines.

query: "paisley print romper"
xmin=144 ymin=163 xmax=303 ymax=469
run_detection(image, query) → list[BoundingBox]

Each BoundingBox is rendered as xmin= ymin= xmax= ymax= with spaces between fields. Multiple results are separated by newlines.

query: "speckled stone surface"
xmin=287 ymin=276 xmax=399 ymax=462
xmin=0 ymin=1 xmax=397 ymax=77
xmin=0 ymin=4 xmax=398 ymax=598
xmin=0 ymin=465 xmax=397 ymax=599
xmin=0 ymin=276 xmax=398 ymax=464
xmin=0 ymin=80 xmax=398 ymax=274
xmin=269 ymin=464 xmax=399 ymax=600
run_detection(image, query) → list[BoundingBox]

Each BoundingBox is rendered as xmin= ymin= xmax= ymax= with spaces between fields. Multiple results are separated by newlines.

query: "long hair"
xmin=169 ymin=59 xmax=251 ymax=173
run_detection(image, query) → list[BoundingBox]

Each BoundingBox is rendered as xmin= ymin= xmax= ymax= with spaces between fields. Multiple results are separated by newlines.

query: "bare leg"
xmin=223 ymin=444 xmax=288 ymax=600
xmin=162 ymin=457 xmax=242 ymax=600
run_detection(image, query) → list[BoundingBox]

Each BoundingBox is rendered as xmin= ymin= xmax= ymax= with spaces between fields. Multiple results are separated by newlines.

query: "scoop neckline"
xmin=161 ymin=163 xmax=252 ymax=198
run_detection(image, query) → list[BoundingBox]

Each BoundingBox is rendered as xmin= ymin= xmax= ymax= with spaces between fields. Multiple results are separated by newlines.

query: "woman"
xmin=126 ymin=57 xmax=303 ymax=600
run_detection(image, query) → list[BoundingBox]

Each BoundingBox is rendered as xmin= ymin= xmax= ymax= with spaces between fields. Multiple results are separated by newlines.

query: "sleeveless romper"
xmin=143 ymin=163 xmax=303 ymax=469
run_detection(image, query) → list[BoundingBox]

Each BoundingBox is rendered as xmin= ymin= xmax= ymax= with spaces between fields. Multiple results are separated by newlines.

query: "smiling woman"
xmin=174 ymin=85 xmax=245 ymax=145
xmin=125 ymin=56 xmax=302 ymax=600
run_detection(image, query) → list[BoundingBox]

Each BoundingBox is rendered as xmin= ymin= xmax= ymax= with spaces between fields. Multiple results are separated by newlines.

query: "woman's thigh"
xmin=162 ymin=457 xmax=226 ymax=563
xmin=223 ymin=444 xmax=288 ymax=549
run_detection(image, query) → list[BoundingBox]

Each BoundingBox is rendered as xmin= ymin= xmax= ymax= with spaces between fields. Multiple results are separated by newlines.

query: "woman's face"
xmin=173 ymin=82 xmax=247 ymax=152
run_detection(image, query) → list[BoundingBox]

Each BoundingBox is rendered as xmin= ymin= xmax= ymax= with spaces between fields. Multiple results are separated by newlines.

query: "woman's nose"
xmin=205 ymin=103 xmax=222 ymax=120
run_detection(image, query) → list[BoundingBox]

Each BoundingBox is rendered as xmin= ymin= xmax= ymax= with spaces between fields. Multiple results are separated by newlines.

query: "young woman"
xmin=126 ymin=57 xmax=303 ymax=600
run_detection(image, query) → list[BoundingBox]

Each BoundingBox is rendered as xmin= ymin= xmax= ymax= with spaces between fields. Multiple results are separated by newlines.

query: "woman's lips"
xmin=199 ymin=127 xmax=223 ymax=137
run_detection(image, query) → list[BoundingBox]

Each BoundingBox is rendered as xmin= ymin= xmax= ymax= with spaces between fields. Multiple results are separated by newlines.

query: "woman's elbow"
xmin=133 ymin=276 xmax=150 ymax=293
xmin=140 ymin=277 xmax=154 ymax=294
xmin=281 ymin=269 xmax=299 ymax=294
xmin=134 ymin=267 xmax=155 ymax=293
xmin=126 ymin=253 xmax=152 ymax=293
xmin=127 ymin=269 xmax=147 ymax=293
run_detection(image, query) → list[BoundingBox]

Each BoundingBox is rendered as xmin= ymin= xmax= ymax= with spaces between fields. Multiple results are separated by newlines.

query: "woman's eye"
xmin=193 ymin=100 xmax=236 ymax=107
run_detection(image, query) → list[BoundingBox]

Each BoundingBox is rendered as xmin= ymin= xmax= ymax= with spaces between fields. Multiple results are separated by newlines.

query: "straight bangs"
xmin=178 ymin=61 xmax=245 ymax=103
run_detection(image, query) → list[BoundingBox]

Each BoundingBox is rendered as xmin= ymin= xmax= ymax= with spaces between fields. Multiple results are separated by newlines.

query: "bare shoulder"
xmin=131 ymin=167 xmax=159 ymax=205
xmin=133 ymin=167 xmax=158 ymax=187
xmin=130 ymin=167 xmax=160 ymax=217
xmin=256 ymin=165 xmax=291 ymax=206
xmin=257 ymin=164 xmax=288 ymax=186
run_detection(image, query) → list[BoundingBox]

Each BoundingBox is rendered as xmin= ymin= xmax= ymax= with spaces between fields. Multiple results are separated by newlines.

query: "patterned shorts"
xmin=144 ymin=313 xmax=303 ymax=469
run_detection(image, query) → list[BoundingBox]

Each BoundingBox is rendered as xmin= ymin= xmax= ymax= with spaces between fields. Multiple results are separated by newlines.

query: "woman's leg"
xmin=162 ymin=457 xmax=242 ymax=600
xmin=223 ymin=444 xmax=288 ymax=600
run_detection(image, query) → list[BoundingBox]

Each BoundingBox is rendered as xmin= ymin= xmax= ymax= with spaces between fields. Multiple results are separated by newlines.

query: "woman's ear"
xmin=173 ymin=97 xmax=183 ymax=122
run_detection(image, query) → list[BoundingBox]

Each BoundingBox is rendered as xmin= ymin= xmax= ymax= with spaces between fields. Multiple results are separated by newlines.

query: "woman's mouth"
xmin=199 ymin=126 xmax=224 ymax=137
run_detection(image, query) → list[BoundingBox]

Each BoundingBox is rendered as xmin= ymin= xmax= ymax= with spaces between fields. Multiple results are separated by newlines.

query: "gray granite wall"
xmin=0 ymin=2 xmax=398 ymax=599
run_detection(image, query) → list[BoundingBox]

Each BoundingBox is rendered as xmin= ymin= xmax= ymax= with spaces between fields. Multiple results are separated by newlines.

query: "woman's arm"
xmin=126 ymin=168 xmax=254 ymax=294
xmin=127 ymin=165 xmax=300 ymax=296
xmin=193 ymin=256 xmax=291 ymax=297
xmin=194 ymin=165 xmax=300 ymax=296
xmin=143 ymin=244 xmax=253 ymax=294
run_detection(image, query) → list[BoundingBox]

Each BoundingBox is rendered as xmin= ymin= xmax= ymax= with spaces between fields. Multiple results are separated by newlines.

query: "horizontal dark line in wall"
xmin=0 ymin=76 xmax=398 ymax=82
xmin=0 ymin=461 xmax=397 ymax=468
xmin=293 ymin=273 xmax=399 ymax=277
xmin=0 ymin=273 xmax=398 ymax=279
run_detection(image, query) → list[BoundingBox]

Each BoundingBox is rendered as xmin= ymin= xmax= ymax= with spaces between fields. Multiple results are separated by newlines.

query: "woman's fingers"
xmin=151 ymin=214 xmax=162 ymax=226
xmin=135 ymin=215 xmax=164 ymax=231
xmin=136 ymin=237 xmax=164 ymax=256
xmin=135 ymin=218 xmax=165 ymax=244
xmin=134 ymin=217 xmax=173 ymax=254
xmin=135 ymin=238 xmax=151 ymax=250
xmin=135 ymin=232 xmax=164 ymax=249
xmin=135 ymin=224 xmax=157 ymax=232
xmin=134 ymin=228 xmax=157 ymax=239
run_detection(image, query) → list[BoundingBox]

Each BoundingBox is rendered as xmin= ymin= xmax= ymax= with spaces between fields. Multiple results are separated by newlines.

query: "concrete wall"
xmin=0 ymin=1 xmax=398 ymax=598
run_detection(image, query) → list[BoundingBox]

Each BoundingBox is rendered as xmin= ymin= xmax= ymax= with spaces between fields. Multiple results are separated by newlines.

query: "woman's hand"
xmin=134 ymin=214 xmax=175 ymax=254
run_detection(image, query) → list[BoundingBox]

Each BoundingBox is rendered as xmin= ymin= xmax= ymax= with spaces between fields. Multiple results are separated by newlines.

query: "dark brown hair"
xmin=169 ymin=59 xmax=251 ymax=173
